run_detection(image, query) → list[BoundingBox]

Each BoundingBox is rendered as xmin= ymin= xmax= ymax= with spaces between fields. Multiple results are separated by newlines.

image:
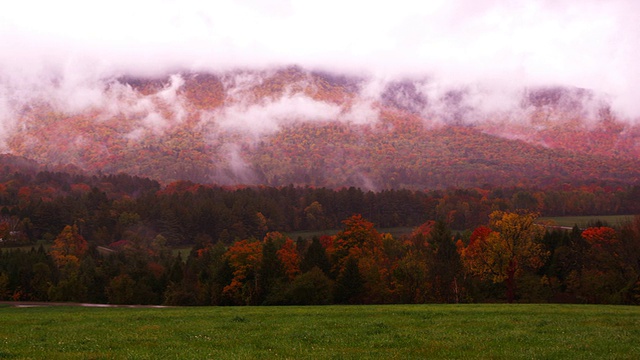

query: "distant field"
xmin=0 ymin=240 xmax=49 ymax=252
xmin=288 ymin=227 xmax=415 ymax=240
xmin=1 ymin=303 xmax=639 ymax=359
xmin=540 ymin=214 xmax=636 ymax=228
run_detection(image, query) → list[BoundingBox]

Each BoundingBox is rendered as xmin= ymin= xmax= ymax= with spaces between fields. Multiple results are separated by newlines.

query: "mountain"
xmin=4 ymin=66 xmax=640 ymax=189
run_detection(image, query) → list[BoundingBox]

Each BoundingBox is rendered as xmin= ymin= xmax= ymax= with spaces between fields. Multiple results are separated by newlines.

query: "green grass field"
xmin=540 ymin=214 xmax=636 ymax=228
xmin=1 ymin=304 xmax=639 ymax=359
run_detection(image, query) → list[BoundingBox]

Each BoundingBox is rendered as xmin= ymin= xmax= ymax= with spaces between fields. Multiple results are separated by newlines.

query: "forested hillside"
xmin=4 ymin=67 xmax=640 ymax=189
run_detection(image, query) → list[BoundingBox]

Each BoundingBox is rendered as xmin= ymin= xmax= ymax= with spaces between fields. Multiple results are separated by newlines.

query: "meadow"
xmin=1 ymin=303 xmax=639 ymax=359
xmin=540 ymin=214 xmax=635 ymax=228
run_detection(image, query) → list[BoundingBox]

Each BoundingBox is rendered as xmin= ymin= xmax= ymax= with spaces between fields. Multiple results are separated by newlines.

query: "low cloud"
xmin=215 ymin=92 xmax=343 ymax=136
xmin=0 ymin=0 xmax=639 ymax=154
xmin=0 ymin=92 xmax=16 ymax=151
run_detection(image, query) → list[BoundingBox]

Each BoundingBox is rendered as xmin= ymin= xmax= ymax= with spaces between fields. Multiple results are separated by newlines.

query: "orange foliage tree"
xmin=332 ymin=214 xmax=392 ymax=303
xmin=332 ymin=214 xmax=383 ymax=268
xmin=223 ymin=239 xmax=263 ymax=305
xmin=277 ymin=238 xmax=300 ymax=281
xmin=49 ymin=224 xmax=88 ymax=268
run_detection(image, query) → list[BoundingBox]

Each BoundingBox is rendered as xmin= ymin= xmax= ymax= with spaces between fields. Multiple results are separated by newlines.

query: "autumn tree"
xmin=331 ymin=214 xmax=383 ymax=270
xmin=332 ymin=214 xmax=392 ymax=303
xmin=581 ymin=226 xmax=618 ymax=249
xmin=460 ymin=211 xmax=548 ymax=303
xmin=49 ymin=224 xmax=88 ymax=268
xmin=277 ymin=238 xmax=301 ymax=281
xmin=223 ymin=239 xmax=263 ymax=305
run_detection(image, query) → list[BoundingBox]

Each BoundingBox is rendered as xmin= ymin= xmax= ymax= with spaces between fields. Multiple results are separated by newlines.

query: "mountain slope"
xmin=4 ymin=66 xmax=640 ymax=189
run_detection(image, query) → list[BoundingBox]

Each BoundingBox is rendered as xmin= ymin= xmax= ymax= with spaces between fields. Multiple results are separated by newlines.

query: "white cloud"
xmin=0 ymin=0 xmax=638 ymax=119
xmin=216 ymin=93 xmax=342 ymax=136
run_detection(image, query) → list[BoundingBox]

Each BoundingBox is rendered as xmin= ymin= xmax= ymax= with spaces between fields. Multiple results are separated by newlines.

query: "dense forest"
xmin=1 ymin=157 xmax=640 ymax=305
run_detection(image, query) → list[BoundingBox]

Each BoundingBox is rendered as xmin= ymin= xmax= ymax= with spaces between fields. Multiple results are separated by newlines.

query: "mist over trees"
xmin=3 ymin=67 xmax=640 ymax=192
xmin=1 ymin=160 xmax=640 ymax=305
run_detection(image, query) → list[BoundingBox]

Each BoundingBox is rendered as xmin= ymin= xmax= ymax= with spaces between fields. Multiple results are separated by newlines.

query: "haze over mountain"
xmin=1 ymin=66 xmax=639 ymax=190
xmin=1 ymin=1 xmax=639 ymax=189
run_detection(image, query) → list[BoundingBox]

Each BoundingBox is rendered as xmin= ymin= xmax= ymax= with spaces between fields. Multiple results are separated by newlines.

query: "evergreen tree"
xmin=301 ymin=237 xmax=331 ymax=275
xmin=428 ymin=220 xmax=462 ymax=303
xmin=334 ymin=256 xmax=364 ymax=304
xmin=258 ymin=237 xmax=285 ymax=304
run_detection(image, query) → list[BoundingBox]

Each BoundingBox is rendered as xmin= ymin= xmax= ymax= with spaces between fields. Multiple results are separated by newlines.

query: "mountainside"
xmin=4 ymin=66 xmax=640 ymax=189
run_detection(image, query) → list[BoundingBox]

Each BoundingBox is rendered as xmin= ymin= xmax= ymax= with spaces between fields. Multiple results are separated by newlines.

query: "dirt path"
xmin=0 ymin=301 xmax=169 ymax=308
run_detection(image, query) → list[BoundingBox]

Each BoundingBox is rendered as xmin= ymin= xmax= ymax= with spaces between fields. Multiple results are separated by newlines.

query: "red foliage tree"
xmin=581 ymin=227 xmax=618 ymax=249
xmin=277 ymin=238 xmax=301 ymax=281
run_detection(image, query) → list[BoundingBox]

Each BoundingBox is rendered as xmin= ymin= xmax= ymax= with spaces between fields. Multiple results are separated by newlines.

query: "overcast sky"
xmin=1 ymin=0 xmax=639 ymax=117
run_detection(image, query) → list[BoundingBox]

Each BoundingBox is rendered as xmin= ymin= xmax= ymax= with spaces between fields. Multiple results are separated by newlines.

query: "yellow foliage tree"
xmin=461 ymin=211 xmax=548 ymax=303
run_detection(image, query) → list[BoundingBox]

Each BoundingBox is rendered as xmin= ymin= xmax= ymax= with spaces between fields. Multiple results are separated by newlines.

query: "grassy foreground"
xmin=1 ymin=304 xmax=639 ymax=359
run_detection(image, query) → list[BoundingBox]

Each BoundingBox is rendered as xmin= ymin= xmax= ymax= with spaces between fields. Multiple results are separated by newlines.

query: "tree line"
xmin=1 ymin=166 xmax=640 ymax=305
xmin=2 ymin=211 xmax=640 ymax=305
xmin=2 ymin=168 xmax=640 ymax=247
